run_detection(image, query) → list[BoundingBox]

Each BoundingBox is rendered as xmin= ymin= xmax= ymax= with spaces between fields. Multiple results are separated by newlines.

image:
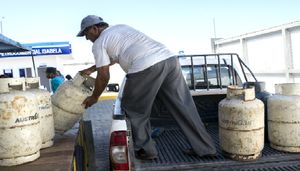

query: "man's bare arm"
xmin=80 ymin=65 xmax=97 ymax=76
xmin=82 ymin=65 xmax=110 ymax=108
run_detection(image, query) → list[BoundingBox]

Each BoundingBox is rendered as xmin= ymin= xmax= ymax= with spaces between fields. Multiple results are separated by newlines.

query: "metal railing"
xmin=177 ymin=53 xmax=257 ymax=91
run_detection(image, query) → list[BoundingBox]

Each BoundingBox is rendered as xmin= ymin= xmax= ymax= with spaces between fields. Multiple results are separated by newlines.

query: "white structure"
xmin=213 ymin=20 xmax=300 ymax=92
xmin=0 ymin=42 xmax=73 ymax=91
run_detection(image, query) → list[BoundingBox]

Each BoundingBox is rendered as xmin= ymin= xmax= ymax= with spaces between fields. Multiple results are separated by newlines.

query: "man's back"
xmin=93 ymin=24 xmax=175 ymax=73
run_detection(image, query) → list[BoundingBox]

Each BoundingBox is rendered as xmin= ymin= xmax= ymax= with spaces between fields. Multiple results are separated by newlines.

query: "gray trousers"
xmin=121 ymin=57 xmax=216 ymax=156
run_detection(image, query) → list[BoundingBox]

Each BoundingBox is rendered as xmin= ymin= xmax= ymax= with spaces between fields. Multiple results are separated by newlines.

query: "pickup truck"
xmin=109 ymin=53 xmax=300 ymax=171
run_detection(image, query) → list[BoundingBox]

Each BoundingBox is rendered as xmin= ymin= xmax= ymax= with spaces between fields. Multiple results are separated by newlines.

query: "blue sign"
xmin=0 ymin=43 xmax=72 ymax=58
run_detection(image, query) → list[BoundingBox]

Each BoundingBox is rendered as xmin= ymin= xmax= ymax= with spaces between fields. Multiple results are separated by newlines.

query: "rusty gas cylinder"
xmin=243 ymin=81 xmax=272 ymax=143
xmin=25 ymin=77 xmax=55 ymax=149
xmin=219 ymin=85 xmax=264 ymax=161
xmin=268 ymin=83 xmax=300 ymax=152
xmin=0 ymin=78 xmax=41 ymax=166
xmin=51 ymin=73 xmax=94 ymax=133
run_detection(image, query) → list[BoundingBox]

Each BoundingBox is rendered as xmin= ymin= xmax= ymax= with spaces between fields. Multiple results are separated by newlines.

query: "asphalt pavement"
xmin=82 ymin=99 xmax=115 ymax=171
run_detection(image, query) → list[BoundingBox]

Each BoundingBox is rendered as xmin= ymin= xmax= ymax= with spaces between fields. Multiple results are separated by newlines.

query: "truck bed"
xmin=132 ymin=123 xmax=300 ymax=171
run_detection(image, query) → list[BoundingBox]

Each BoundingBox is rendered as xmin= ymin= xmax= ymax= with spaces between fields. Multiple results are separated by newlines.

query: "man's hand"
xmin=82 ymin=65 xmax=110 ymax=109
xmin=82 ymin=95 xmax=98 ymax=109
xmin=80 ymin=65 xmax=96 ymax=76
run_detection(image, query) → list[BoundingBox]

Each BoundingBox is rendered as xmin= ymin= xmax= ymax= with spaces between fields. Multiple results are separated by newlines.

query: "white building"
xmin=213 ymin=20 xmax=300 ymax=92
xmin=0 ymin=41 xmax=73 ymax=91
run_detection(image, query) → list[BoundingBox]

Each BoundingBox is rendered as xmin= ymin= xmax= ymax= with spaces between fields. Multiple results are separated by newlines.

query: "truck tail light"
xmin=110 ymin=131 xmax=129 ymax=171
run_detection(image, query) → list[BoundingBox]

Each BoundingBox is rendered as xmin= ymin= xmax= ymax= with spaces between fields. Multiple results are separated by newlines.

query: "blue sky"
xmin=1 ymin=0 xmax=300 ymax=58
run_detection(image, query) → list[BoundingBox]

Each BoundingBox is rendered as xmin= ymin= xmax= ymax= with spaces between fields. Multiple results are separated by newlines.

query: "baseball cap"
xmin=77 ymin=15 xmax=105 ymax=37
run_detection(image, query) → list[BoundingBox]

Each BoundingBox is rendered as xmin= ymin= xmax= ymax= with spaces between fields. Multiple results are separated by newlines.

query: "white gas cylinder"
xmin=25 ymin=77 xmax=55 ymax=149
xmin=51 ymin=73 xmax=94 ymax=132
xmin=219 ymin=85 xmax=264 ymax=161
xmin=268 ymin=83 xmax=300 ymax=152
xmin=0 ymin=78 xmax=41 ymax=166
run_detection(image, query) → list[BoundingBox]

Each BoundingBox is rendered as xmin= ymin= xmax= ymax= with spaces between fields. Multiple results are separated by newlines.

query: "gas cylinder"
xmin=51 ymin=104 xmax=83 ymax=132
xmin=268 ymin=83 xmax=300 ymax=152
xmin=51 ymin=73 xmax=94 ymax=132
xmin=0 ymin=78 xmax=41 ymax=166
xmin=219 ymin=85 xmax=264 ymax=161
xmin=244 ymin=81 xmax=272 ymax=142
xmin=25 ymin=77 xmax=55 ymax=149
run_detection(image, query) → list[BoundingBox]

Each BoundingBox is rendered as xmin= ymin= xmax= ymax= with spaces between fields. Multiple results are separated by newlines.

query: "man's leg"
xmin=121 ymin=60 xmax=170 ymax=157
xmin=157 ymin=58 xmax=217 ymax=156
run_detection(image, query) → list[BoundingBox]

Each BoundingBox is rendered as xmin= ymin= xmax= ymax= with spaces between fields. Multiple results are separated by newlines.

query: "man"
xmin=78 ymin=15 xmax=216 ymax=160
xmin=45 ymin=67 xmax=65 ymax=93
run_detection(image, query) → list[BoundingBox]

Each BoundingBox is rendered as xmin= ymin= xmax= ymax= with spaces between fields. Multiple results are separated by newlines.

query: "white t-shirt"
xmin=92 ymin=24 xmax=175 ymax=73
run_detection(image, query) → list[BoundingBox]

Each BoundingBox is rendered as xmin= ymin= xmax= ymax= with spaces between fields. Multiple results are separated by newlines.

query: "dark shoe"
xmin=183 ymin=148 xmax=217 ymax=157
xmin=135 ymin=149 xmax=158 ymax=160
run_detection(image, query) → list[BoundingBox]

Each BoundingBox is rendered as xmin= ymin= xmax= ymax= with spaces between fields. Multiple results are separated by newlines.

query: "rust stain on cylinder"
xmin=12 ymin=96 xmax=28 ymax=115
xmin=0 ymin=102 xmax=11 ymax=120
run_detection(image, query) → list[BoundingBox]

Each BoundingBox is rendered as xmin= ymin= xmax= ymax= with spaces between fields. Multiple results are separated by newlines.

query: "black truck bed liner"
xmin=132 ymin=124 xmax=300 ymax=171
